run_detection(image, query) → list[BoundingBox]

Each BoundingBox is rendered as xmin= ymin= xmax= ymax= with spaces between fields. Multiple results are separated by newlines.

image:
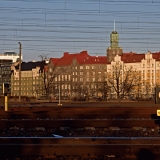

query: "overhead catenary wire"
xmin=0 ymin=0 xmax=160 ymax=61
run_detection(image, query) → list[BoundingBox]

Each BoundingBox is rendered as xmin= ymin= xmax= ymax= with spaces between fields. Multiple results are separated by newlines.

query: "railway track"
xmin=0 ymin=106 xmax=159 ymax=119
xmin=0 ymin=106 xmax=159 ymax=128
xmin=0 ymin=105 xmax=160 ymax=159
xmin=0 ymin=137 xmax=160 ymax=159
xmin=0 ymin=119 xmax=159 ymax=128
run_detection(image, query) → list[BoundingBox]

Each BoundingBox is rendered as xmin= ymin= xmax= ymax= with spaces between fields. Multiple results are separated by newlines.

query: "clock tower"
xmin=107 ymin=21 xmax=123 ymax=62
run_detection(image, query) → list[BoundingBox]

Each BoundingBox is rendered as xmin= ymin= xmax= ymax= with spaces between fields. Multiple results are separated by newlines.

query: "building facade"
xmin=47 ymin=50 xmax=160 ymax=100
xmin=0 ymin=51 xmax=21 ymax=95
xmin=0 ymin=59 xmax=12 ymax=95
xmin=107 ymin=52 xmax=160 ymax=99
xmin=11 ymin=61 xmax=45 ymax=98
xmin=47 ymin=51 xmax=108 ymax=100
xmin=0 ymin=51 xmax=21 ymax=63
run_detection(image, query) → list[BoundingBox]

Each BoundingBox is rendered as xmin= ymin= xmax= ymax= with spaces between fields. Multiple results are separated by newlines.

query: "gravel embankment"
xmin=0 ymin=127 xmax=159 ymax=137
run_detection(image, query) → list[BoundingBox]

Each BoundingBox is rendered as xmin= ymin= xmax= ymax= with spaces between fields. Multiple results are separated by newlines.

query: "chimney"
xmin=64 ymin=52 xmax=69 ymax=56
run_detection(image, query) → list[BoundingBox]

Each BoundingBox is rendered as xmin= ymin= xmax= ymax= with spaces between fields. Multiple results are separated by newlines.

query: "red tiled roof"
xmin=152 ymin=52 xmax=160 ymax=60
xmin=50 ymin=58 xmax=59 ymax=64
xmin=121 ymin=53 xmax=145 ymax=63
xmin=50 ymin=51 xmax=160 ymax=66
xmin=122 ymin=52 xmax=160 ymax=63
xmin=50 ymin=50 xmax=107 ymax=66
xmin=82 ymin=56 xmax=107 ymax=64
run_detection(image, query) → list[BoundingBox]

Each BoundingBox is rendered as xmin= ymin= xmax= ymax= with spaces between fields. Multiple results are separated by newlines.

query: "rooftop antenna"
xmin=114 ymin=20 xmax=115 ymax=31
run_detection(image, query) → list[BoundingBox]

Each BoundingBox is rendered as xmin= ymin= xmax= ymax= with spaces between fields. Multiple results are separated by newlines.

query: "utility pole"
xmin=18 ymin=42 xmax=22 ymax=102
xmin=58 ymin=85 xmax=62 ymax=106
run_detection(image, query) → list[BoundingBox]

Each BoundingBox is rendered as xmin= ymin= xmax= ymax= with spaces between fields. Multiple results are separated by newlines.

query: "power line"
xmin=0 ymin=0 xmax=160 ymax=60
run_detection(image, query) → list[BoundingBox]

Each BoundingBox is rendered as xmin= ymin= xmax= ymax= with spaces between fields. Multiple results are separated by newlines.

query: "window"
xmin=65 ymin=75 xmax=67 ymax=80
xmin=62 ymin=75 xmax=64 ymax=81
xmin=58 ymin=75 xmax=60 ymax=81
xmin=73 ymin=78 xmax=77 ymax=82
xmin=80 ymin=66 xmax=83 ymax=69
xmin=91 ymin=84 xmax=94 ymax=89
xmin=98 ymin=78 xmax=101 ymax=82
xmin=86 ymin=66 xmax=89 ymax=69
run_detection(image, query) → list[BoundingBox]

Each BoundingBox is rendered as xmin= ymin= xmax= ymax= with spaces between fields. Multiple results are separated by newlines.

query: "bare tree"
xmin=39 ymin=54 xmax=66 ymax=100
xmin=96 ymin=81 xmax=111 ymax=100
xmin=143 ymin=82 xmax=155 ymax=100
xmin=71 ymin=82 xmax=89 ymax=101
xmin=133 ymin=75 xmax=142 ymax=100
xmin=107 ymin=63 xmax=141 ymax=101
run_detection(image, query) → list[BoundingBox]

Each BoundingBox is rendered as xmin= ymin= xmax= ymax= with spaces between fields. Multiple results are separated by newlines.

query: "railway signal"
xmin=2 ymin=83 xmax=10 ymax=96
xmin=2 ymin=83 xmax=10 ymax=111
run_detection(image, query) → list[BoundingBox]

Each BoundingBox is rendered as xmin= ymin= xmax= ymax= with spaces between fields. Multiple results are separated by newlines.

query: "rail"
xmin=0 ymin=137 xmax=160 ymax=159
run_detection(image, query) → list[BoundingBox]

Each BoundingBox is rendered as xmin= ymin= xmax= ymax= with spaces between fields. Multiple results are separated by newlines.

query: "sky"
xmin=0 ymin=0 xmax=160 ymax=62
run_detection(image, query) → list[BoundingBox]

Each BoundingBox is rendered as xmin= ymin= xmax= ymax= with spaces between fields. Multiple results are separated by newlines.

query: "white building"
xmin=0 ymin=51 xmax=22 ymax=62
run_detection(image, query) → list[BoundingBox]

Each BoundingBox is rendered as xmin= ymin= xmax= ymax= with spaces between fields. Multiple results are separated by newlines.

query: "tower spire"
xmin=114 ymin=20 xmax=115 ymax=31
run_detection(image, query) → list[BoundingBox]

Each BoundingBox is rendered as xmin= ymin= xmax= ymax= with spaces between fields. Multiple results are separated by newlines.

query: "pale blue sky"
xmin=0 ymin=0 xmax=160 ymax=61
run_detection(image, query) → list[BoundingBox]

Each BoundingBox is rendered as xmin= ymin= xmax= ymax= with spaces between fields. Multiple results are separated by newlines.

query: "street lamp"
xmin=18 ymin=42 xmax=22 ymax=102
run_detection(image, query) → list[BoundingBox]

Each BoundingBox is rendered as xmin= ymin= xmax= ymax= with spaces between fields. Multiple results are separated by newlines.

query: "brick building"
xmin=47 ymin=51 xmax=108 ymax=100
